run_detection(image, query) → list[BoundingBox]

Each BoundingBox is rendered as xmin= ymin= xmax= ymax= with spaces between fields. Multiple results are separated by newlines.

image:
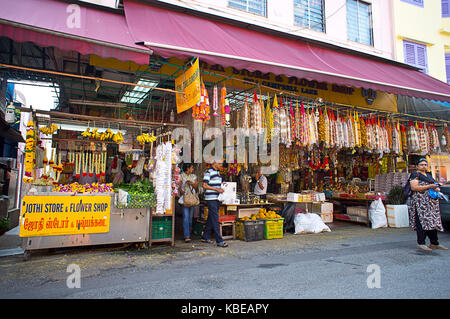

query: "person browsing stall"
xmin=179 ymin=163 xmax=198 ymax=243
xmin=408 ymin=158 xmax=447 ymax=252
xmin=201 ymin=160 xmax=228 ymax=248
xmin=254 ymin=168 xmax=268 ymax=199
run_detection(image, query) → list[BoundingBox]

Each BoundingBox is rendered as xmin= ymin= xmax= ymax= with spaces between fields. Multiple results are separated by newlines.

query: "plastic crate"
xmin=151 ymin=216 xmax=172 ymax=240
xmin=219 ymin=215 xmax=236 ymax=222
xmin=235 ymin=219 xmax=265 ymax=242
xmin=264 ymin=218 xmax=284 ymax=239
xmin=192 ymin=220 xmax=206 ymax=237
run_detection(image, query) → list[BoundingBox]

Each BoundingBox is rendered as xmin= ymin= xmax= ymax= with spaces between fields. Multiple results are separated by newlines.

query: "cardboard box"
xmin=386 ymin=205 xmax=409 ymax=228
xmin=287 ymin=193 xmax=301 ymax=202
xmin=319 ymin=212 xmax=333 ymax=224
xmin=312 ymin=202 xmax=333 ymax=214
xmin=237 ymin=207 xmax=260 ymax=219
xmin=346 ymin=206 xmax=367 ymax=217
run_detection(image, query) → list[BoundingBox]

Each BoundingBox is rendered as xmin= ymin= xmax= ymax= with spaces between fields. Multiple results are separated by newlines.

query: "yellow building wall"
xmin=393 ymin=0 xmax=450 ymax=83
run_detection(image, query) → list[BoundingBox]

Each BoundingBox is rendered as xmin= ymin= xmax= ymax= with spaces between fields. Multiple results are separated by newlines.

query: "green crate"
xmin=192 ymin=220 xmax=206 ymax=237
xmin=151 ymin=216 xmax=172 ymax=240
xmin=264 ymin=218 xmax=284 ymax=239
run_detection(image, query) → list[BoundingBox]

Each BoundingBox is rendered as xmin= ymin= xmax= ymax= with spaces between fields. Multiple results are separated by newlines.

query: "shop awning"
xmin=0 ymin=117 xmax=24 ymax=143
xmin=0 ymin=0 xmax=151 ymax=65
xmin=123 ymin=0 xmax=450 ymax=103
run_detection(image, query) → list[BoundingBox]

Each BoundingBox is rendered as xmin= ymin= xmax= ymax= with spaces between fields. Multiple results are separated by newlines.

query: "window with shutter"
xmin=443 ymin=0 xmax=450 ymax=17
xmin=228 ymin=0 xmax=267 ymax=16
xmin=401 ymin=0 xmax=424 ymax=7
xmin=294 ymin=0 xmax=325 ymax=32
xmin=445 ymin=53 xmax=450 ymax=84
xmin=403 ymin=40 xmax=428 ymax=74
xmin=346 ymin=0 xmax=373 ymax=46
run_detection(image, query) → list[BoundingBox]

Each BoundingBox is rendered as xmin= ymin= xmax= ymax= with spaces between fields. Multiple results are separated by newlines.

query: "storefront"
xmin=1 ymin=0 xmax=450 ymax=254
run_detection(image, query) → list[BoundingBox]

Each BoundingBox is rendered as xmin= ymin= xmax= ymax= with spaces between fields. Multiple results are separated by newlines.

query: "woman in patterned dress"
xmin=408 ymin=158 xmax=447 ymax=252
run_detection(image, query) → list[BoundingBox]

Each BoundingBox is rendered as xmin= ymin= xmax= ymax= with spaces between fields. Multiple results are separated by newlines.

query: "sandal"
xmin=184 ymin=238 xmax=191 ymax=243
xmin=201 ymin=239 xmax=214 ymax=244
xmin=217 ymin=242 xmax=228 ymax=248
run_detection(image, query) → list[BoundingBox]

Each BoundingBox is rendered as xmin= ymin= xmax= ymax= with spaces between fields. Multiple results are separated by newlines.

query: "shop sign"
xmin=196 ymin=61 xmax=397 ymax=113
xmin=175 ymin=58 xmax=201 ymax=114
xmin=19 ymin=195 xmax=111 ymax=237
xmin=89 ymin=55 xmax=397 ymax=113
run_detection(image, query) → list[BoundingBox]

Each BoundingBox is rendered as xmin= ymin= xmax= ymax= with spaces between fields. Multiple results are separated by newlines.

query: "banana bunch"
xmin=81 ymin=128 xmax=92 ymax=138
xmin=136 ymin=133 xmax=156 ymax=145
xmin=81 ymin=127 xmax=124 ymax=143
xmin=99 ymin=129 xmax=114 ymax=141
xmin=39 ymin=124 xmax=58 ymax=135
xmin=112 ymin=131 xmax=124 ymax=144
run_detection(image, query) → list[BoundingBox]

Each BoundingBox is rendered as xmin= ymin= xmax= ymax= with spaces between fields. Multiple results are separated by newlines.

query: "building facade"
xmin=152 ymin=0 xmax=396 ymax=61
xmin=392 ymin=0 xmax=450 ymax=83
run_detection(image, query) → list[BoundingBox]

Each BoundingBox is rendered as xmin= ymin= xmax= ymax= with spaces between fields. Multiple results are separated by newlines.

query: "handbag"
xmin=183 ymin=184 xmax=199 ymax=207
xmin=429 ymin=189 xmax=441 ymax=200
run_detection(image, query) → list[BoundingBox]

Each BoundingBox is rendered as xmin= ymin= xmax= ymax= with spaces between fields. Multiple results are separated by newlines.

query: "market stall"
xmin=17 ymin=104 xmax=182 ymax=255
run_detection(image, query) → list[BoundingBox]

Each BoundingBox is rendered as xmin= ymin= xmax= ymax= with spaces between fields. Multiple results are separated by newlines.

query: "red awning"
xmin=0 ymin=0 xmax=151 ymax=65
xmin=124 ymin=0 xmax=450 ymax=103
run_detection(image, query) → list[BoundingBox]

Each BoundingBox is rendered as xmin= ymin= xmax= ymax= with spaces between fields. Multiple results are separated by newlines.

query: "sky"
xmin=12 ymin=81 xmax=59 ymax=111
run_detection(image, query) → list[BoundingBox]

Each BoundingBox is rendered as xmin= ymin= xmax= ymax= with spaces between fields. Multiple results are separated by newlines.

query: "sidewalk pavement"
xmin=0 ymin=226 xmax=24 ymax=257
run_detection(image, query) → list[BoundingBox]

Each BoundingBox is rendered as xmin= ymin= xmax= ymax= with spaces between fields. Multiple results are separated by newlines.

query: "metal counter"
xmin=21 ymin=192 xmax=151 ymax=251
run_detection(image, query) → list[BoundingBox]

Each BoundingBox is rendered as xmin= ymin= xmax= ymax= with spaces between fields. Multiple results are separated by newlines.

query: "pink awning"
xmin=0 ymin=0 xmax=151 ymax=65
xmin=124 ymin=0 xmax=450 ymax=103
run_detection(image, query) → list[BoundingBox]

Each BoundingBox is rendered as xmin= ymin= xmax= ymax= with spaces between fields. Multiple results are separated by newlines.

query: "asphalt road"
xmin=1 ymin=222 xmax=449 ymax=299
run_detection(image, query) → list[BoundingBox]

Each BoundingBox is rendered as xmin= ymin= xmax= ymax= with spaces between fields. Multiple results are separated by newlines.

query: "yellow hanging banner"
xmin=175 ymin=58 xmax=201 ymax=114
xmin=19 ymin=195 xmax=111 ymax=237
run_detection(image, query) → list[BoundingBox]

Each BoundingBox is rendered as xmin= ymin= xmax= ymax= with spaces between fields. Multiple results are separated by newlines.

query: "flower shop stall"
xmin=18 ymin=109 xmax=182 ymax=255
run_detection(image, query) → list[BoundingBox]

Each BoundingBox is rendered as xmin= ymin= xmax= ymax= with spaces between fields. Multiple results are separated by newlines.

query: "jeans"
xmin=415 ymin=213 xmax=439 ymax=245
xmin=202 ymin=200 xmax=224 ymax=243
xmin=181 ymin=205 xmax=194 ymax=239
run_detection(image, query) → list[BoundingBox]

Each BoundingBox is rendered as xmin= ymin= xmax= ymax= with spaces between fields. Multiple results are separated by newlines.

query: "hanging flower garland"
xmin=24 ymin=120 xmax=35 ymax=183
xmin=272 ymin=94 xmax=280 ymax=138
xmin=212 ymin=85 xmax=219 ymax=116
xmin=265 ymin=94 xmax=273 ymax=142
xmin=192 ymin=80 xmax=211 ymax=123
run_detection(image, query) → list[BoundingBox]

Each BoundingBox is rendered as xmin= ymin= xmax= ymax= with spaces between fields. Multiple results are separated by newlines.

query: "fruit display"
xmin=52 ymin=182 xmax=114 ymax=194
xmin=240 ymin=208 xmax=282 ymax=221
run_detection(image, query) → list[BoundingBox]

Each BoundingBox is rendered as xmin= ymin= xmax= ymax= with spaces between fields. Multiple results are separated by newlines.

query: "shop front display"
xmin=3 ymin=0 xmax=450 ymax=254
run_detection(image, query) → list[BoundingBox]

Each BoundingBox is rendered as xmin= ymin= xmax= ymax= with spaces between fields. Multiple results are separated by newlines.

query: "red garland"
xmin=308 ymin=157 xmax=329 ymax=171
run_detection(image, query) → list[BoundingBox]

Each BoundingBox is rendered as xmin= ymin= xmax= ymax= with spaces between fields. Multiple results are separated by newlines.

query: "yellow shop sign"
xmin=175 ymin=58 xmax=201 ymax=114
xmin=19 ymin=195 xmax=111 ymax=237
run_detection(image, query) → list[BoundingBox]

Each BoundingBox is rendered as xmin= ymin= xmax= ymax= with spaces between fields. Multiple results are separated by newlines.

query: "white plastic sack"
xmin=294 ymin=213 xmax=331 ymax=234
xmin=369 ymin=198 xmax=387 ymax=229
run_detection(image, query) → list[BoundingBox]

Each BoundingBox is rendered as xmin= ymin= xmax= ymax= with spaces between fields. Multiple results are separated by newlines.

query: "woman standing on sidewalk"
xmin=408 ymin=158 xmax=447 ymax=252
xmin=179 ymin=163 xmax=198 ymax=243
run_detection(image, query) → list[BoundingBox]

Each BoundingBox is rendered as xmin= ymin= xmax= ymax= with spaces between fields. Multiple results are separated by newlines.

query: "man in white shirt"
xmin=254 ymin=168 xmax=268 ymax=199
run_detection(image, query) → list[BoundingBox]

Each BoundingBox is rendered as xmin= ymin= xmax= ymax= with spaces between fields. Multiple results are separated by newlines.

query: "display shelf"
xmin=331 ymin=196 xmax=387 ymax=227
